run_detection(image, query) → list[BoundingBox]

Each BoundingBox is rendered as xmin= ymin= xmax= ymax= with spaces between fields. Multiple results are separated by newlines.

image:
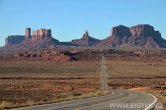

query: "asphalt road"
xmin=10 ymin=89 xmax=156 ymax=110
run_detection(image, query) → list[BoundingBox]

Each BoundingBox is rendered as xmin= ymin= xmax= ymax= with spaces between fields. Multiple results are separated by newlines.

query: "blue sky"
xmin=0 ymin=0 xmax=166 ymax=46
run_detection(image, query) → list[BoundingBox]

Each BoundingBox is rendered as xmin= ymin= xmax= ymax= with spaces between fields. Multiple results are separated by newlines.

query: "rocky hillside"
xmin=98 ymin=24 xmax=166 ymax=48
xmin=3 ymin=24 xmax=166 ymax=49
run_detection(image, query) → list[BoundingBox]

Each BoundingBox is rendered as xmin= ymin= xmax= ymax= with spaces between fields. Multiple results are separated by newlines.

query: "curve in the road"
xmin=10 ymin=89 xmax=157 ymax=110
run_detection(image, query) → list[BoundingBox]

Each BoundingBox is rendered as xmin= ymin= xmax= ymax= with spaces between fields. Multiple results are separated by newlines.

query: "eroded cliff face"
xmin=112 ymin=25 xmax=132 ymax=37
xmin=5 ymin=35 xmax=25 ymax=46
xmin=32 ymin=28 xmax=52 ymax=41
xmin=24 ymin=28 xmax=59 ymax=48
xmin=98 ymin=24 xmax=166 ymax=48
xmin=4 ymin=28 xmax=59 ymax=48
xmin=25 ymin=28 xmax=31 ymax=40
xmin=130 ymin=25 xmax=157 ymax=37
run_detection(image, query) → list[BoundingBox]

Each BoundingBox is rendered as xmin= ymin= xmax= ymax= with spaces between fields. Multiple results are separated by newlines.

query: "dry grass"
xmin=0 ymin=61 xmax=99 ymax=78
xmin=147 ymin=90 xmax=166 ymax=108
xmin=107 ymin=61 xmax=166 ymax=78
xmin=0 ymin=60 xmax=166 ymax=109
xmin=0 ymin=60 xmax=101 ymax=109
xmin=0 ymin=60 xmax=166 ymax=78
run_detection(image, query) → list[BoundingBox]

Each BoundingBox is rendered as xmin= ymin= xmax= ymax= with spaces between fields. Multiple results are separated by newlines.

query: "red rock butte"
xmin=4 ymin=24 xmax=166 ymax=49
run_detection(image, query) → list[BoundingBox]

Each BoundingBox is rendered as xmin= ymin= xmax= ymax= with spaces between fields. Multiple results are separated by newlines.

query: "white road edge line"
xmin=39 ymin=91 xmax=115 ymax=110
xmin=144 ymin=94 xmax=157 ymax=110
xmin=11 ymin=92 xmax=114 ymax=110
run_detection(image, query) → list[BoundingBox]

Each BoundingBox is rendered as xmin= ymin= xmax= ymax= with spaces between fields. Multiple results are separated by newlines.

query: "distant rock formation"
xmin=5 ymin=35 xmax=25 ymax=46
xmin=3 ymin=24 xmax=166 ymax=49
xmin=130 ymin=24 xmax=156 ymax=36
xmin=71 ymin=31 xmax=100 ymax=46
xmin=32 ymin=28 xmax=52 ymax=41
xmin=25 ymin=28 xmax=31 ymax=40
xmin=98 ymin=24 xmax=166 ymax=48
xmin=112 ymin=25 xmax=132 ymax=37
xmin=4 ymin=28 xmax=59 ymax=48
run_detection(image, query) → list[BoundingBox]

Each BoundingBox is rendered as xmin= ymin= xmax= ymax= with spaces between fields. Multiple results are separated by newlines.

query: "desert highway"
xmin=10 ymin=89 xmax=157 ymax=110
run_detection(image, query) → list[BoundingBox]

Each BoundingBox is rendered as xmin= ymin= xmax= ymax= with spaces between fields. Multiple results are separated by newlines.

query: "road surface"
xmin=10 ymin=89 xmax=156 ymax=110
